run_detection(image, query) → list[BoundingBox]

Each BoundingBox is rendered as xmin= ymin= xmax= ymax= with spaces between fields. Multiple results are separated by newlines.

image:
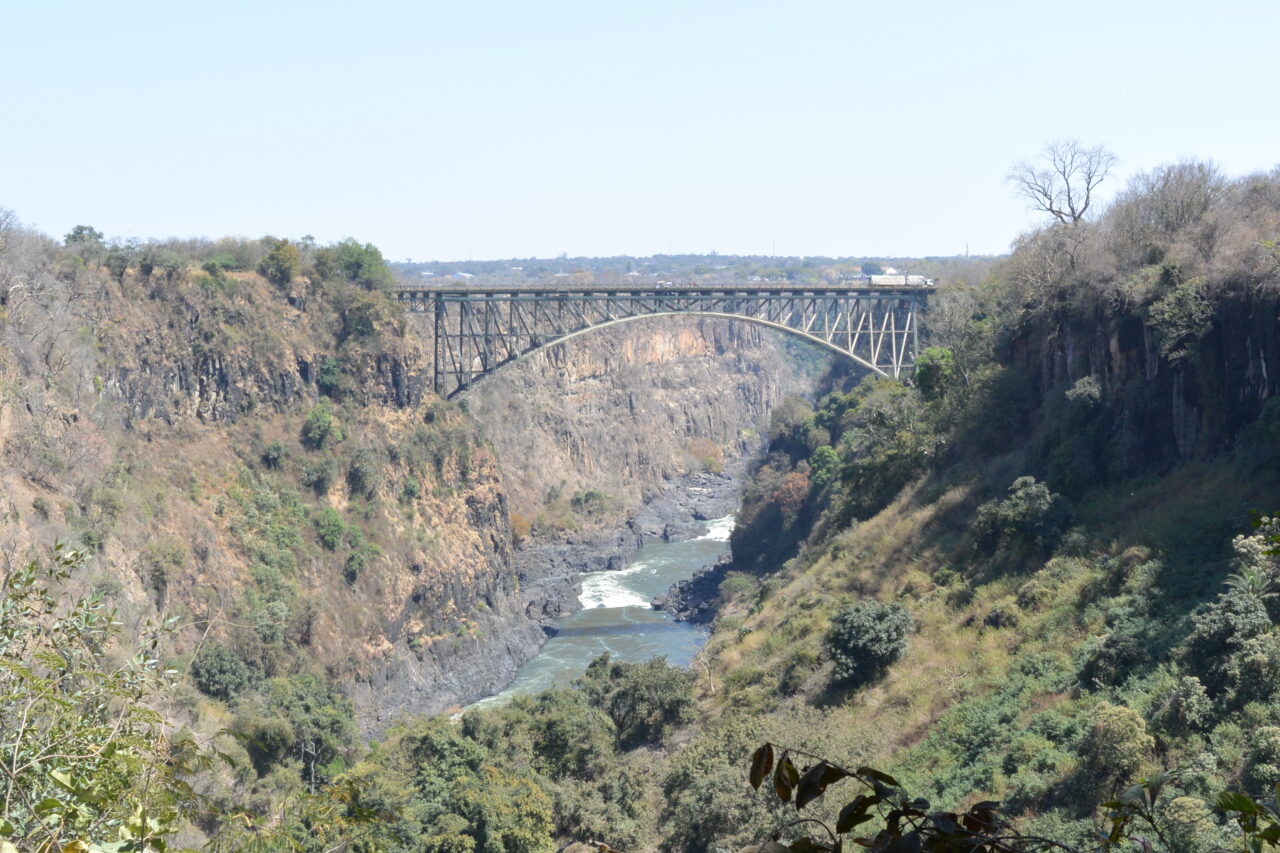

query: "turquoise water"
xmin=470 ymin=516 xmax=733 ymax=707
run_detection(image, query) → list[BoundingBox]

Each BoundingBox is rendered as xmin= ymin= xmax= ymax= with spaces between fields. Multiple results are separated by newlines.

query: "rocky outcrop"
xmin=651 ymin=554 xmax=732 ymax=624
xmin=1015 ymin=291 xmax=1280 ymax=476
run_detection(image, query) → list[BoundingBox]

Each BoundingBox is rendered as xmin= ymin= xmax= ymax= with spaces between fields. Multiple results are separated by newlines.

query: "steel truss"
xmin=394 ymin=285 xmax=929 ymax=399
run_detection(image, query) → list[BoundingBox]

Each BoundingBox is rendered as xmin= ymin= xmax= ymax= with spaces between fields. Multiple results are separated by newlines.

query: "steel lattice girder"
xmin=394 ymin=285 xmax=928 ymax=398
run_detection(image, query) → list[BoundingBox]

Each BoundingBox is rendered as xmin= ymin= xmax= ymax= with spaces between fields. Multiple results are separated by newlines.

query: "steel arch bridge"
xmin=395 ymin=283 xmax=930 ymax=399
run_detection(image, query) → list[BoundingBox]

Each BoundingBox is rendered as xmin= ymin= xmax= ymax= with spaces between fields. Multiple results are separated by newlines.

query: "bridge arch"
xmin=446 ymin=310 xmax=888 ymax=399
xmin=396 ymin=284 xmax=928 ymax=399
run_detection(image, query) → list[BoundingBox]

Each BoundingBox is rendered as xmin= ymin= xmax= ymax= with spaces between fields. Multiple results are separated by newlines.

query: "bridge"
xmin=395 ymin=283 xmax=931 ymax=399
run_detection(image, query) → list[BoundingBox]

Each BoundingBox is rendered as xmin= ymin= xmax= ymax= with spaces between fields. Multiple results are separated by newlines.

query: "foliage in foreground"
xmin=0 ymin=545 xmax=197 ymax=850
xmin=748 ymin=742 xmax=1280 ymax=853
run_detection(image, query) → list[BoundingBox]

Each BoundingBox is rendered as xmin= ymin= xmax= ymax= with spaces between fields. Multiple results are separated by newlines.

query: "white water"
xmin=695 ymin=515 xmax=735 ymax=542
xmin=468 ymin=515 xmax=734 ymax=708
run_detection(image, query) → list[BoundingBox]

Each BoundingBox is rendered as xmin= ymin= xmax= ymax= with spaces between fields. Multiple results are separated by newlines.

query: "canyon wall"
xmin=0 ymin=240 xmax=816 ymax=728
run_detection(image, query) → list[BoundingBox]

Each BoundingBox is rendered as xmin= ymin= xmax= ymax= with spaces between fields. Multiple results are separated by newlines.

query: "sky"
xmin=3 ymin=0 xmax=1278 ymax=262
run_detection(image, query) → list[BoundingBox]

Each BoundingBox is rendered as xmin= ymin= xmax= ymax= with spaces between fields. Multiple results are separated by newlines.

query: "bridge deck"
xmin=395 ymin=283 xmax=931 ymax=297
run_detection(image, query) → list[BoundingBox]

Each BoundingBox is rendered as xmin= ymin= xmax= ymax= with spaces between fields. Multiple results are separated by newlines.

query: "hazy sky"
xmin=3 ymin=0 xmax=1277 ymax=261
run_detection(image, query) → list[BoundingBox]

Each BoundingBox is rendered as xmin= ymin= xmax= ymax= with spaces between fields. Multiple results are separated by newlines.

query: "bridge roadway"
xmin=393 ymin=282 xmax=930 ymax=398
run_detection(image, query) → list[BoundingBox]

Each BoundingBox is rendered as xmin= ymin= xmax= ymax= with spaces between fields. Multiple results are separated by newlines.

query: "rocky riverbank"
xmin=650 ymin=554 xmax=732 ymax=624
xmin=515 ymin=455 xmax=749 ymax=632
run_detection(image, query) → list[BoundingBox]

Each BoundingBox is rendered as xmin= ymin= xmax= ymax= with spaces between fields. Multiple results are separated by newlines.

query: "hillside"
xmin=4 ymin=158 xmax=1280 ymax=853
xmin=276 ymin=160 xmax=1280 ymax=853
xmin=0 ymin=216 xmax=813 ymax=850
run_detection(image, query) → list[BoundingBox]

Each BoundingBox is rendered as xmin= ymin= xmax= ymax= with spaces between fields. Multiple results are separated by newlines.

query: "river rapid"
xmin=471 ymin=516 xmax=733 ymax=707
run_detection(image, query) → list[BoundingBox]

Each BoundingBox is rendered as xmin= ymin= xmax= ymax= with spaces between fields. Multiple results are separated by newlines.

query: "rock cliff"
xmin=0 ymin=233 xmax=816 ymax=728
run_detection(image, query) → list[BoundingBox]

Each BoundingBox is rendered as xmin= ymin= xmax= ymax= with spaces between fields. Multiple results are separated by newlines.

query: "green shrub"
xmin=301 ymin=454 xmax=336 ymax=494
xmin=261 ymin=441 xmax=285 ymax=469
xmin=313 ymin=507 xmax=346 ymax=551
xmin=570 ymin=490 xmax=612 ymax=518
xmin=1079 ymin=701 xmax=1154 ymax=786
xmin=301 ymin=403 xmax=341 ymax=450
xmin=316 ymin=355 xmax=355 ymax=401
xmin=190 ymin=642 xmax=253 ymax=700
xmin=718 ymin=572 xmax=756 ymax=602
xmin=344 ymin=550 xmax=367 ymax=584
xmin=973 ymin=476 xmax=1071 ymax=552
xmin=347 ymin=447 xmax=385 ymax=498
xmin=826 ymin=599 xmax=912 ymax=687
xmin=401 ymin=477 xmax=422 ymax=501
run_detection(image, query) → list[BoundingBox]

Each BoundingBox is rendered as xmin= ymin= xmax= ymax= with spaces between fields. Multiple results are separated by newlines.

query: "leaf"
xmin=789 ymin=838 xmax=834 ymax=853
xmin=33 ymin=797 xmax=65 ymax=817
xmin=1257 ymin=825 xmax=1280 ymax=845
xmin=857 ymin=767 xmax=900 ymax=788
xmin=1144 ymin=772 xmax=1167 ymax=807
xmin=751 ymin=744 xmax=775 ymax=791
xmin=837 ymin=796 xmax=880 ymax=834
xmin=774 ymin=751 xmax=800 ymax=802
xmin=0 ymin=819 xmax=11 ymax=838
xmin=839 ymin=812 xmax=875 ymax=834
xmin=797 ymin=761 xmax=834 ymax=810
xmin=1218 ymin=791 xmax=1262 ymax=815
xmin=50 ymin=768 xmax=76 ymax=793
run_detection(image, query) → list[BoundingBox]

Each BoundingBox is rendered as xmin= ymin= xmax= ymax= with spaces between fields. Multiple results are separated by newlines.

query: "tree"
xmin=63 ymin=225 xmax=103 ymax=248
xmin=912 ymin=346 xmax=958 ymax=398
xmin=259 ymin=236 xmax=301 ymax=287
xmin=827 ymin=599 xmax=912 ymax=687
xmin=1009 ymin=140 xmax=1117 ymax=224
xmin=0 ymin=545 xmax=199 ymax=849
xmin=576 ymin=654 xmax=695 ymax=748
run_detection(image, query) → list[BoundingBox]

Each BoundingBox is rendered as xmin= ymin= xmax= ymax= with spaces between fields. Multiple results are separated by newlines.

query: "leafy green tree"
xmin=809 ymin=445 xmax=839 ymax=490
xmin=973 ymin=476 xmax=1071 ymax=552
xmin=827 ymin=599 xmax=912 ymax=687
xmin=63 ymin=224 xmax=103 ymax=248
xmin=450 ymin=767 xmax=555 ymax=853
xmin=1081 ymin=702 xmax=1155 ymax=788
xmin=301 ymin=403 xmax=341 ymax=450
xmin=259 ymin=236 xmax=301 ymax=287
xmin=0 ymin=545 xmax=199 ymax=850
xmin=913 ymin=346 xmax=957 ymax=399
xmin=190 ymin=641 xmax=254 ymax=700
xmin=314 ymin=239 xmax=394 ymax=290
xmin=576 ymin=654 xmax=695 ymax=748
xmin=1146 ymin=267 xmax=1213 ymax=363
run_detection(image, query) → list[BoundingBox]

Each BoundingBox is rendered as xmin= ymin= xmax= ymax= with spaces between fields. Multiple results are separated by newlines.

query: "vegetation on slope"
xmin=5 ymin=151 xmax=1280 ymax=852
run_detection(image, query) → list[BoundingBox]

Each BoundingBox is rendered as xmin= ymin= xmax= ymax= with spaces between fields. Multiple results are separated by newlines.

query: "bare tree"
xmin=1009 ymin=140 xmax=1117 ymax=224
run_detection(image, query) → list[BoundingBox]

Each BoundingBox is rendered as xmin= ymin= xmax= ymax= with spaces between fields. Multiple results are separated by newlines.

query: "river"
xmin=471 ymin=515 xmax=734 ymax=707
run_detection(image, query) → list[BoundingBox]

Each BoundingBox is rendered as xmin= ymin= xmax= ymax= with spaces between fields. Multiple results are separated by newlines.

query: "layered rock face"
xmin=0 ymin=242 xmax=819 ymax=729
xmin=1014 ymin=291 xmax=1280 ymax=472
xmin=465 ymin=315 xmax=816 ymax=626
xmin=468 ymin=316 xmax=807 ymax=519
